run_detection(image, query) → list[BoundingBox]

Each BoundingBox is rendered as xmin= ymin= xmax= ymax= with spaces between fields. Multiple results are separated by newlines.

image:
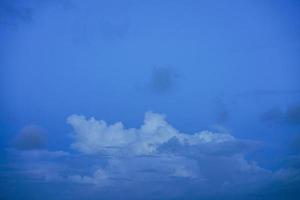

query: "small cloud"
xmin=290 ymin=136 xmax=300 ymax=155
xmin=286 ymin=104 xmax=300 ymax=125
xmin=260 ymin=104 xmax=300 ymax=126
xmin=0 ymin=0 xmax=33 ymax=26
xmin=260 ymin=106 xmax=284 ymax=125
xmin=148 ymin=66 xmax=178 ymax=95
xmin=214 ymin=97 xmax=229 ymax=124
xmin=13 ymin=125 xmax=47 ymax=150
xmin=0 ymin=0 xmax=72 ymax=27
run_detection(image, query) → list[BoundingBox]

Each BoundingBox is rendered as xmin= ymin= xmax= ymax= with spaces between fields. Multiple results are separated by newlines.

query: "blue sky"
xmin=0 ymin=0 xmax=300 ymax=199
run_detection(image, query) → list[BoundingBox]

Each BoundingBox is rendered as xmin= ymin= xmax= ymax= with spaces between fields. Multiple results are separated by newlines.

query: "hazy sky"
xmin=1 ymin=0 xmax=300 ymax=199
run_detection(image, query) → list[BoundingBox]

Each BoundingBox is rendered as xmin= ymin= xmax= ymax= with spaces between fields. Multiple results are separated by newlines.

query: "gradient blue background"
xmin=0 ymin=0 xmax=300 ymax=199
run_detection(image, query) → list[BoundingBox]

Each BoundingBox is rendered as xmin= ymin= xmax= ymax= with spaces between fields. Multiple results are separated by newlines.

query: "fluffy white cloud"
xmin=65 ymin=112 xmax=270 ymax=189
xmin=8 ymin=112 xmax=276 ymax=199
xmin=67 ymin=111 xmax=243 ymax=156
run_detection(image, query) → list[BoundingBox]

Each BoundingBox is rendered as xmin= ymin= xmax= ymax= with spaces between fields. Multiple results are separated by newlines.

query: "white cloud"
xmin=67 ymin=111 xmax=241 ymax=156
xmin=7 ymin=112 xmax=276 ymax=199
xmin=65 ymin=112 xmax=270 ymax=189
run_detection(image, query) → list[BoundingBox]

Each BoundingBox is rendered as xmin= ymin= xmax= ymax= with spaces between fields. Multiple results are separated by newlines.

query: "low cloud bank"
xmin=6 ymin=112 xmax=300 ymax=199
xmin=65 ymin=112 xmax=270 ymax=192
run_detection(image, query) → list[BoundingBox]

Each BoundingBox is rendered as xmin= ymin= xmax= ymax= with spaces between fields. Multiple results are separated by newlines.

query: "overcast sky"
xmin=1 ymin=0 xmax=300 ymax=199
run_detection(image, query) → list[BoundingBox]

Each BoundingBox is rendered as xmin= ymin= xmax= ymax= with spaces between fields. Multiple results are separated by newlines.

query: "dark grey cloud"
xmin=290 ymin=136 xmax=300 ymax=155
xmin=261 ymin=103 xmax=300 ymax=126
xmin=259 ymin=105 xmax=300 ymax=199
xmin=260 ymin=106 xmax=284 ymax=124
xmin=13 ymin=125 xmax=47 ymax=150
xmin=286 ymin=104 xmax=300 ymax=125
xmin=148 ymin=66 xmax=178 ymax=95
xmin=256 ymin=153 xmax=300 ymax=200
xmin=254 ymin=180 xmax=300 ymax=200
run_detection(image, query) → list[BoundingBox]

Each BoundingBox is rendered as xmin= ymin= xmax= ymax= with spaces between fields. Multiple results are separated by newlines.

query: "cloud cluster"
xmin=67 ymin=112 xmax=241 ymax=156
xmin=8 ymin=112 xmax=300 ymax=199
xmin=65 ymin=112 xmax=269 ymax=192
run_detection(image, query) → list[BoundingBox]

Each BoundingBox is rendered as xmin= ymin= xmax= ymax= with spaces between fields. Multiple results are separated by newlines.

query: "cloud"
xmin=13 ymin=125 xmax=47 ymax=150
xmin=0 ymin=0 xmax=33 ymax=26
xmin=260 ymin=106 xmax=284 ymax=125
xmin=256 ymin=155 xmax=300 ymax=200
xmin=7 ymin=112 xmax=300 ymax=199
xmin=148 ymin=67 xmax=178 ymax=95
xmin=286 ymin=104 xmax=300 ymax=125
xmin=65 ymin=111 xmax=270 ymax=193
xmin=67 ymin=111 xmax=255 ymax=156
xmin=0 ymin=0 xmax=72 ymax=28
xmin=290 ymin=136 xmax=300 ymax=155
xmin=214 ymin=97 xmax=229 ymax=124
xmin=67 ymin=112 xmax=178 ymax=155
xmin=261 ymin=104 xmax=300 ymax=126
